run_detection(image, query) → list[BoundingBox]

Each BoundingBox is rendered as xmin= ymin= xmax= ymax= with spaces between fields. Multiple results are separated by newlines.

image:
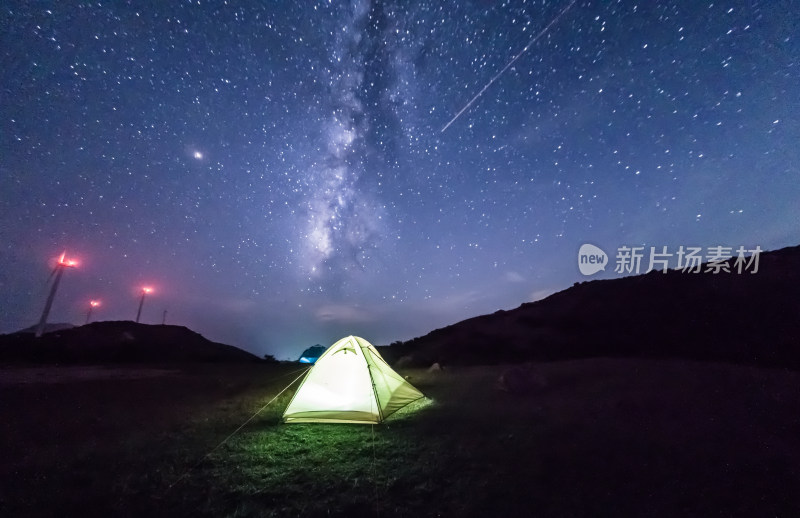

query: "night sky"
xmin=1 ymin=1 xmax=798 ymax=359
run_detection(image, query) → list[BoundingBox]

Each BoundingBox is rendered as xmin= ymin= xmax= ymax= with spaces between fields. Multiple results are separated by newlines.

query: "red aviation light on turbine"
xmin=90 ymin=300 xmax=100 ymax=307
xmin=57 ymin=252 xmax=78 ymax=267
xmin=142 ymin=286 xmax=153 ymax=294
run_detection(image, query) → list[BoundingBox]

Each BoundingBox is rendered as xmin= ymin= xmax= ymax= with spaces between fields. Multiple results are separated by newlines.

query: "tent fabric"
xmin=283 ymin=335 xmax=424 ymax=424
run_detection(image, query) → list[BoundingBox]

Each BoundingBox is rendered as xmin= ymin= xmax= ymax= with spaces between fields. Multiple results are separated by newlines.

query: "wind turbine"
xmin=36 ymin=252 xmax=78 ymax=338
xmin=86 ymin=300 xmax=100 ymax=325
xmin=136 ymin=286 xmax=153 ymax=323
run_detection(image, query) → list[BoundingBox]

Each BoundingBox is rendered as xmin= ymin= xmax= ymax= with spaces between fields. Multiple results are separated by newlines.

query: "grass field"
xmin=1 ymin=359 xmax=799 ymax=517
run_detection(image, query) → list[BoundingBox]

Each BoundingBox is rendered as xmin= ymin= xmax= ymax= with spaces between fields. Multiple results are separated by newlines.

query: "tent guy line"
xmin=162 ymin=366 xmax=310 ymax=495
xmin=440 ymin=0 xmax=578 ymax=133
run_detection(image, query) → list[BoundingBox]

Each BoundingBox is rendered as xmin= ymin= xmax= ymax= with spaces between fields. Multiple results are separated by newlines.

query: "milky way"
xmin=303 ymin=0 xmax=384 ymax=287
xmin=1 ymin=1 xmax=798 ymax=359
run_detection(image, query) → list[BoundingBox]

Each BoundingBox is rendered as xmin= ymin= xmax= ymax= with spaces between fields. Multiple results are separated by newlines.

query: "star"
xmin=0 ymin=1 xmax=796 ymax=360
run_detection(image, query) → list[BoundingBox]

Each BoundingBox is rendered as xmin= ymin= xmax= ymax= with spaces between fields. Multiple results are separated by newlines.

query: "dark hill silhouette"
xmin=386 ymin=245 xmax=800 ymax=369
xmin=0 ymin=321 xmax=260 ymax=364
xmin=12 ymin=323 xmax=75 ymax=335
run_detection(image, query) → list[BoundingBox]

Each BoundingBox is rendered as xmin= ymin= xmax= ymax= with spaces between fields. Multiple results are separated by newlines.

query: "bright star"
xmin=193 ymin=151 xmax=203 ymax=160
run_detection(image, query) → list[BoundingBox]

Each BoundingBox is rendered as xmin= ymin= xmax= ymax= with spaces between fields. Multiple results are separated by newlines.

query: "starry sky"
xmin=1 ymin=1 xmax=798 ymax=359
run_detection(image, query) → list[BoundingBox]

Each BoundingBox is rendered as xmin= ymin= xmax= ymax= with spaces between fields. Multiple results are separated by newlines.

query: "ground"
xmin=1 ymin=359 xmax=798 ymax=517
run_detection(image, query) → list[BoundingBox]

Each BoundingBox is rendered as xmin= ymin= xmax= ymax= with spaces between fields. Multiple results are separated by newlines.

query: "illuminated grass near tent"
xmin=4 ymin=362 xmax=800 ymax=515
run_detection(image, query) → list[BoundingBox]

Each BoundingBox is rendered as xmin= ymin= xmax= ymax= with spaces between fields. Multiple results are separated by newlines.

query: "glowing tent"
xmin=283 ymin=335 xmax=424 ymax=424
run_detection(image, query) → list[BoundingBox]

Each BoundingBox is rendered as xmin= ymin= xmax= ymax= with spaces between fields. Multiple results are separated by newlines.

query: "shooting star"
xmin=440 ymin=0 xmax=578 ymax=133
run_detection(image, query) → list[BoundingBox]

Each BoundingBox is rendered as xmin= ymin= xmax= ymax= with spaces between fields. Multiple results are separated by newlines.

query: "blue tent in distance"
xmin=298 ymin=344 xmax=326 ymax=364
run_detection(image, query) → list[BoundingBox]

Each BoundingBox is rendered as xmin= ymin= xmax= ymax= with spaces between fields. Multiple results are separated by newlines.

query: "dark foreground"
xmin=1 ymin=359 xmax=798 ymax=517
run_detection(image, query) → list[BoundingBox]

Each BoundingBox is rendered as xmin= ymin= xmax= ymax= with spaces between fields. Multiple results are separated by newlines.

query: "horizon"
xmin=2 ymin=242 xmax=792 ymax=360
xmin=2 ymin=2 xmax=798 ymax=360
